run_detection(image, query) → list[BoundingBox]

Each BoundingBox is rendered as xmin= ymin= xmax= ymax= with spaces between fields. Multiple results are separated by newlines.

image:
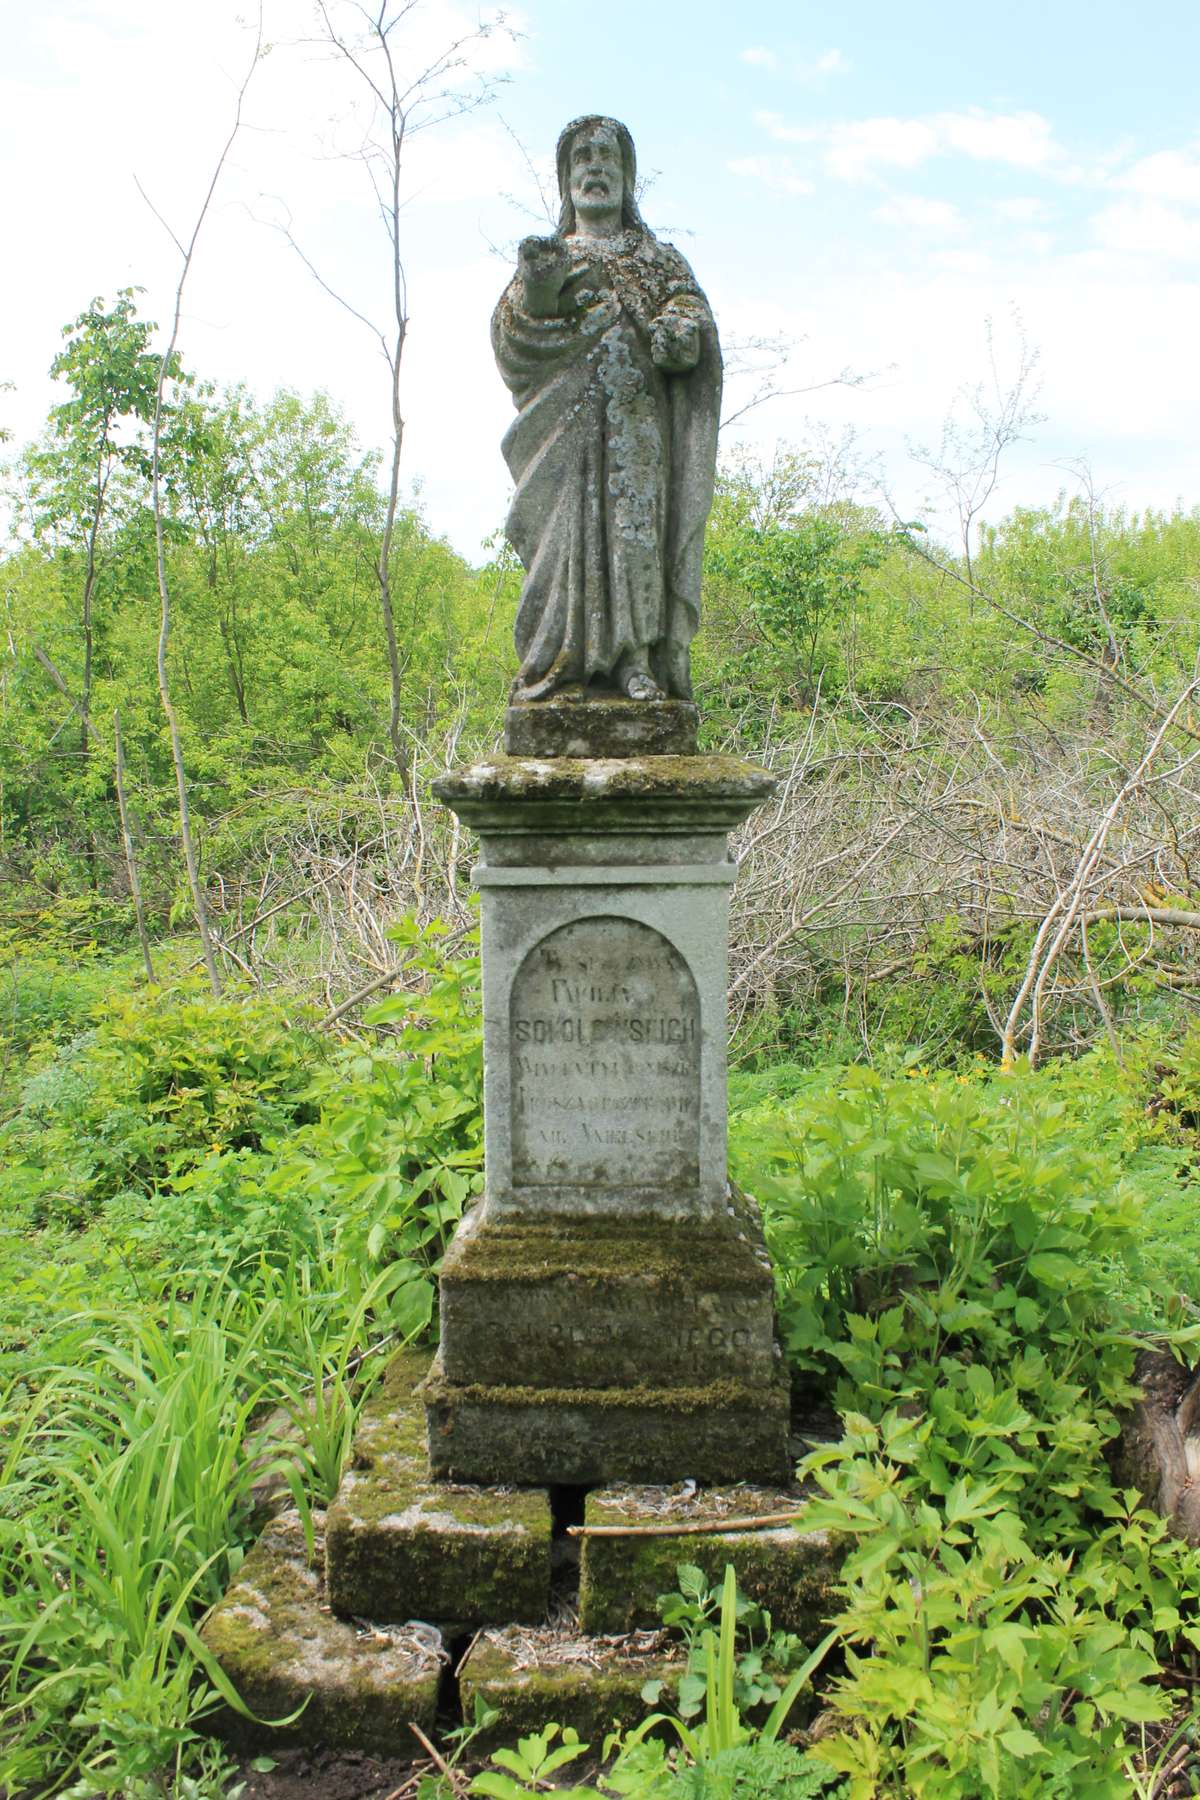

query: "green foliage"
xmin=667 ymin=1743 xmax=842 ymax=1799
xmin=711 ymin=513 xmax=893 ymax=700
xmin=731 ymin=1060 xmax=1200 ymax=1794
xmin=471 ymin=1723 xmax=593 ymax=1797
xmin=4 ymin=979 xmax=325 ymax=1225
xmin=0 ymin=918 xmax=484 ymax=1792
xmin=647 ymin=1563 xmax=814 ymax=1722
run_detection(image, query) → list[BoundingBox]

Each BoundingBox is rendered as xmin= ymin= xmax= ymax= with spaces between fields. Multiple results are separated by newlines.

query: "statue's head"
xmin=556 ymin=115 xmax=645 ymax=235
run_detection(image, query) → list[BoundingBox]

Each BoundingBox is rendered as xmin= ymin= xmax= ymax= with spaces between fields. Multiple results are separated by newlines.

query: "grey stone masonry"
xmin=429 ymin=752 xmax=789 ymax=1487
xmin=432 ymin=755 xmax=775 ymax=1230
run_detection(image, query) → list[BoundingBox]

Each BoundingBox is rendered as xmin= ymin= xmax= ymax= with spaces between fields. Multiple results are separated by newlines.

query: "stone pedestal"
xmin=427 ymin=752 xmax=788 ymax=1486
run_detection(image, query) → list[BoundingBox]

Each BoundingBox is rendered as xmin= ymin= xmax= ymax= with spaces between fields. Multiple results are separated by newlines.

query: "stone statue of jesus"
xmin=492 ymin=116 xmax=722 ymax=703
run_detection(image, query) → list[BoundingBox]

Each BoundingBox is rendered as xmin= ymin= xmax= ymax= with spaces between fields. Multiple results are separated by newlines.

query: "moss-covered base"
xmin=578 ymin=1483 xmax=842 ymax=1636
xmin=200 ymin=1511 xmax=442 ymax=1755
xmin=439 ymin=1201 xmax=780 ymax=1392
xmin=326 ymin=1347 xmax=552 ymax=1623
xmin=504 ymin=693 xmax=699 ymax=758
xmin=421 ymin=1352 xmax=791 ymax=1487
xmin=458 ymin=1625 xmax=683 ymax=1756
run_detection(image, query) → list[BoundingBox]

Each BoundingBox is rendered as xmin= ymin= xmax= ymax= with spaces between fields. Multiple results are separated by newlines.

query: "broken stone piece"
xmin=200 ymin=1511 xmax=442 ymax=1755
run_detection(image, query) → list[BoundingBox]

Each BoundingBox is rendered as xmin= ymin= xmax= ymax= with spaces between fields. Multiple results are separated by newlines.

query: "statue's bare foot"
xmin=620 ymin=662 xmax=664 ymax=701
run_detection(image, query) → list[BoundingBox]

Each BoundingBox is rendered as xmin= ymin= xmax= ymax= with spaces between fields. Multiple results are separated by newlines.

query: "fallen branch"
xmin=407 ymin=1721 xmax=466 ymax=1796
xmin=318 ymin=964 xmax=405 ymax=1030
xmin=567 ymin=1509 xmax=807 ymax=1539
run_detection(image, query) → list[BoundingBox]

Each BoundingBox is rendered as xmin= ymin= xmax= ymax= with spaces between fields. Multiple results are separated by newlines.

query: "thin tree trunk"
xmin=113 ymin=708 xmax=156 ymax=983
xmin=139 ymin=12 xmax=262 ymax=998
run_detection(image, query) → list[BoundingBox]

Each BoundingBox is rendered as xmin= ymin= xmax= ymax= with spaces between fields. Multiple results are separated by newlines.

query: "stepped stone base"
xmin=504 ymin=691 xmax=699 ymax=758
xmin=421 ymin=1351 xmax=792 ymax=1488
xmin=458 ymin=1625 xmax=683 ymax=1755
xmin=200 ymin=1512 xmax=442 ymax=1755
xmin=439 ymin=1198 xmax=781 ymax=1392
xmin=326 ymin=1348 xmax=552 ymax=1624
xmin=578 ymin=1483 xmax=840 ymax=1636
xmin=202 ymin=1356 xmax=831 ymax=1760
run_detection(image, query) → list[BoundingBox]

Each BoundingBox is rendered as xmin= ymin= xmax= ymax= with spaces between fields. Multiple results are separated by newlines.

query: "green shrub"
xmin=3 ymin=980 xmax=325 ymax=1225
xmin=730 ymin=1060 xmax=1200 ymax=1795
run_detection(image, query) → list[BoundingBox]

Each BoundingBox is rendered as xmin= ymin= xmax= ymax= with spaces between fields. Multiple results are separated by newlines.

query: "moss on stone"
xmin=326 ymin=1343 xmax=551 ymax=1624
xmin=423 ymin=1353 xmax=791 ymax=1486
xmin=435 ymin=753 xmax=774 ymax=804
xmin=433 ymin=753 xmax=775 ymax=839
xmin=422 ymin=1364 xmax=780 ymax=1414
xmin=441 ymin=1214 xmax=771 ymax=1292
xmin=577 ymin=1483 xmax=843 ymax=1636
xmin=459 ymin=1628 xmax=684 ymax=1756
xmin=200 ymin=1511 xmax=442 ymax=1756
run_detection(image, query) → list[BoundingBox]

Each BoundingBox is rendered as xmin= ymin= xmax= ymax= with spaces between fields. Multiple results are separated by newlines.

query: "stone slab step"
xmin=421 ymin=1350 xmax=792 ymax=1487
xmin=326 ymin=1347 xmax=552 ymax=1624
xmin=457 ymin=1623 xmax=684 ymax=1756
xmin=200 ymin=1511 xmax=443 ymax=1756
xmin=438 ymin=1199 xmax=781 ymax=1392
xmin=577 ymin=1482 xmax=841 ymax=1636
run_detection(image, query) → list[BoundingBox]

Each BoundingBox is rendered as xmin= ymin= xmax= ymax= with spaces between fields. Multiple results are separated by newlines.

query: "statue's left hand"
xmin=651 ymin=307 xmax=701 ymax=373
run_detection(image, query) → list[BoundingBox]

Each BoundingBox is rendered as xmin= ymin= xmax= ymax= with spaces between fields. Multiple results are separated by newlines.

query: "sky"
xmin=4 ymin=0 xmax=1200 ymax=557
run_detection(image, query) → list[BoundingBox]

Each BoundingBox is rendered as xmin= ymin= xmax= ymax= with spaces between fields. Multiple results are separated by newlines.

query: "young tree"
xmin=139 ymin=18 xmax=263 ymax=994
xmin=909 ymin=311 xmax=1043 ymax=593
xmin=284 ymin=0 xmax=513 ymax=780
xmin=25 ymin=292 xmax=164 ymax=793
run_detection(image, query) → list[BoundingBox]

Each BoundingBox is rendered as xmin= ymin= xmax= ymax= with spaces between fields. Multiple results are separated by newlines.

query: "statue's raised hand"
xmin=518 ymin=235 xmax=571 ymax=318
xmin=651 ymin=304 xmax=701 ymax=373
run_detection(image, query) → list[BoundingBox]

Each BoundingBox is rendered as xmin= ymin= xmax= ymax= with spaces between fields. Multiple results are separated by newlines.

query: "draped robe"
xmin=492 ymin=229 xmax=722 ymax=700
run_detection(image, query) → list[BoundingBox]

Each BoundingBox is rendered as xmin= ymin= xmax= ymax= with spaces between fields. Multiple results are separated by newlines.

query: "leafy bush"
xmin=4 ymin=980 xmax=325 ymax=1225
xmin=731 ymin=1061 xmax=1200 ymax=1795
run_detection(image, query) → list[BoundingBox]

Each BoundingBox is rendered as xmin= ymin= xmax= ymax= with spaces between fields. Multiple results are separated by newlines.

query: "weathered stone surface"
xmin=494 ymin=117 xmax=720 ymax=706
xmin=505 ymin=692 xmax=699 ymax=758
xmin=326 ymin=1348 xmax=552 ymax=1624
xmin=439 ymin=1200 xmax=780 ymax=1392
xmin=421 ymin=1352 xmax=791 ymax=1487
xmin=201 ymin=1511 xmax=442 ymax=1755
xmin=458 ymin=1624 xmax=683 ymax=1754
xmin=511 ymin=915 xmax=701 ymax=1191
xmin=577 ymin=1484 xmax=841 ymax=1636
xmin=433 ymin=753 xmax=775 ymax=838
xmin=483 ymin=896 xmax=731 ymax=1225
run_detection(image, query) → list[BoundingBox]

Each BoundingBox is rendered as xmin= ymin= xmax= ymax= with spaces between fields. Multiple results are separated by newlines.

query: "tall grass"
xmin=0 ymin=1259 xmax=425 ymax=1796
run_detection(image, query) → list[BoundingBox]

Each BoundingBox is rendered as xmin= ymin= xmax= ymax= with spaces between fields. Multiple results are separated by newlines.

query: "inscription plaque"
xmin=510 ymin=917 xmax=701 ymax=1189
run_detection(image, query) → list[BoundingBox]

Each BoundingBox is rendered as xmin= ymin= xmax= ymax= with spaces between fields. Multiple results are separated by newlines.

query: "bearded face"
xmin=566 ymin=124 xmax=625 ymax=225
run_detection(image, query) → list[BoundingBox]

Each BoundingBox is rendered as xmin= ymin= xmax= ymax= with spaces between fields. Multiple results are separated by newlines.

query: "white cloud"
xmin=823 ymin=117 xmax=941 ymax=181
xmin=1090 ymin=199 xmax=1200 ymax=261
xmin=740 ymin=45 xmax=848 ymax=80
xmin=714 ymin=253 xmax=1200 ymax=540
xmin=1116 ymin=146 xmax=1200 ymax=204
xmin=757 ymin=106 xmax=1064 ymax=184
xmin=937 ymin=110 xmax=1057 ymax=169
xmin=994 ymin=196 xmax=1051 ymax=223
xmin=875 ymin=195 xmax=965 ymax=235
xmin=728 ymin=154 xmax=814 ymax=196
xmin=796 ymin=47 xmax=850 ymax=81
